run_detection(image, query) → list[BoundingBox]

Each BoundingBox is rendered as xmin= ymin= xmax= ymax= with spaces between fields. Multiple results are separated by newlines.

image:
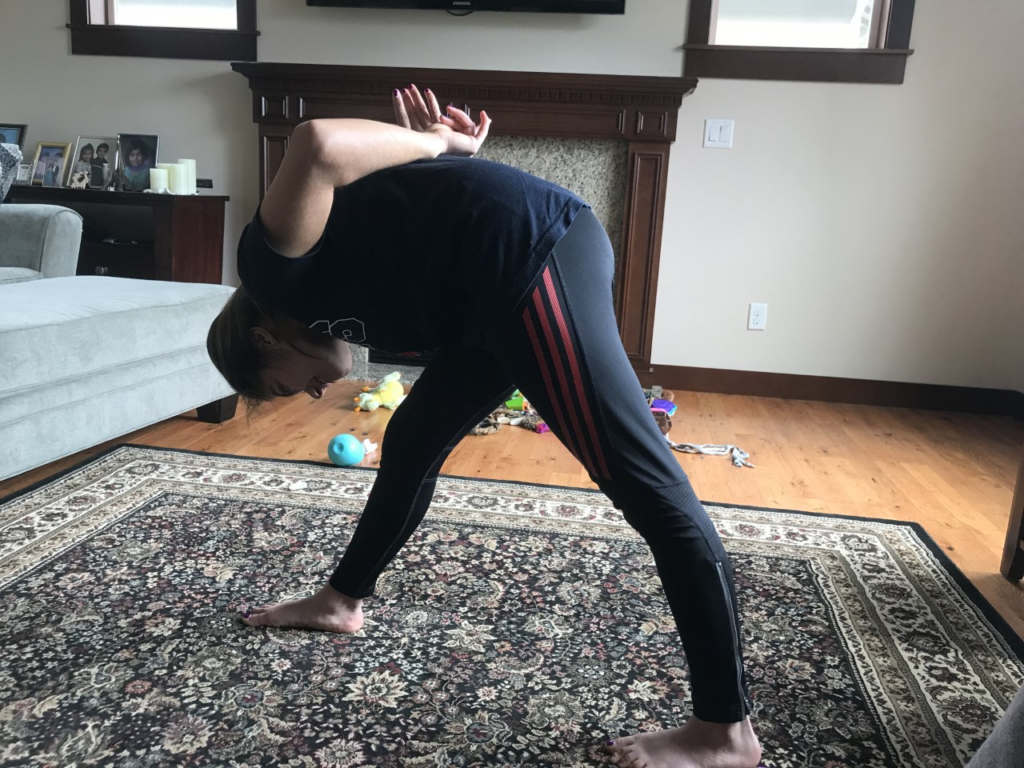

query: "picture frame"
xmin=71 ymin=136 xmax=117 ymax=190
xmin=31 ymin=142 xmax=73 ymax=187
xmin=116 ymin=133 xmax=159 ymax=192
xmin=0 ymin=124 xmax=28 ymax=150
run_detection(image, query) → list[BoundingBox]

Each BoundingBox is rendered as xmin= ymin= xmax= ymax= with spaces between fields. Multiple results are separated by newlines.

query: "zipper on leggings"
xmin=716 ymin=561 xmax=753 ymax=715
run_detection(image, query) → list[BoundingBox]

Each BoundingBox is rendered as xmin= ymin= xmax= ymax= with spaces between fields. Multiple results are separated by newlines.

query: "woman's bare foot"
xmin=607 ymin=716 xmax=761 ymax=768
xmin=241 ymin=584 xmax=364 ymax=633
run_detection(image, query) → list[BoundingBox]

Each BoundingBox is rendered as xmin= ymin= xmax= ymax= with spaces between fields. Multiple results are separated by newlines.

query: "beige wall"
xmin=3 ymin=0 xmax=1021 ymax=391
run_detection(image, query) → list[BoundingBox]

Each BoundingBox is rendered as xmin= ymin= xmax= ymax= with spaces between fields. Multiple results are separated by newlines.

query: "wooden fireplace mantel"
xmin=232 ymin=62 xmax=697 ymax=372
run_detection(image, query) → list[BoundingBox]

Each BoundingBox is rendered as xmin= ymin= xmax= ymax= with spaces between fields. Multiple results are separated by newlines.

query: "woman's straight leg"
xmin=490 ymin=208 xmax=754 ymax=728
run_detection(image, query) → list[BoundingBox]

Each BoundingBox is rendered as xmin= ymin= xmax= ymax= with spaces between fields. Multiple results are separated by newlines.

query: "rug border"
xmin=4 ymin=442 xmax=1022 ymax=659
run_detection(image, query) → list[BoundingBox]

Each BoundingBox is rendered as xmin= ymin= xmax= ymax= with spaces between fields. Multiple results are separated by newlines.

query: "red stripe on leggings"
xmin=522 ymin=303 xmax=583 ymax=466
xmin=532 ymin=274 xmax=601 ymax=479
xmin=542 ymin=267 xmax=611 ymax=480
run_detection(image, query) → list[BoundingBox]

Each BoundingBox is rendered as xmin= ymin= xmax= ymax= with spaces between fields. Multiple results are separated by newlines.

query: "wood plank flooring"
xmin=3 ymin=382 xmax=1022 ymax=638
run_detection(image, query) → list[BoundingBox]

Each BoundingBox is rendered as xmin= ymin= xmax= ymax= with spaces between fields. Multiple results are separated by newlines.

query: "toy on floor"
xmin=644 ymin=387 xmax=676 ymax=436
xmin=644 ymin=384 xmax=754 ymax=467
xmin=354 ymin=371 xmax=406 ymax=412
xmin=669 ymin=439 xmax=755 ymax=468
xmin=470 ymin=407 xmax=548 ymax=436
xmin=651 ymin=398 xmax=677 ymax=416
xmin=328 ymin=433 xmax=379 ymax=467
xmin=505 ymin=390 xmax=528 ymax=410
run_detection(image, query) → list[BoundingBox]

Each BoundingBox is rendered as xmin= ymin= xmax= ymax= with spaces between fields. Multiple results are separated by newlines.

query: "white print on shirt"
xmin=309 ymin=318 xmax=366 ymax=344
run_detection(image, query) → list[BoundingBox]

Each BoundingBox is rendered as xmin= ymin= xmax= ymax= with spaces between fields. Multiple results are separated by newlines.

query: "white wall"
xmin=660 ymin=1 xmax=1024 ymax=391
xmin=2 ymin=0 xmax=1021 ymax=391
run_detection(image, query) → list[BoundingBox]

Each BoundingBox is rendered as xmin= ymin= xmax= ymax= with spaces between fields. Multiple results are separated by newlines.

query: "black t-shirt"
xmin=237 ymin=154 xmax=587 ymax=353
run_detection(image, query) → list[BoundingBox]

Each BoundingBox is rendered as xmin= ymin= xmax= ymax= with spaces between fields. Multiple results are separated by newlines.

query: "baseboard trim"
xmin=637 ymin=365 xmax=1024 ymax=419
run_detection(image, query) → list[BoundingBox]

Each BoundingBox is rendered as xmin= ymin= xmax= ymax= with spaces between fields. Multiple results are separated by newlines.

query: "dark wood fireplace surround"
xmin=232 ymin=63 xmax=697 ymax=373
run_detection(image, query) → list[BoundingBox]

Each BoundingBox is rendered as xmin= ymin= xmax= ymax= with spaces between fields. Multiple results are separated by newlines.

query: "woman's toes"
xmin=245 ymin=606 xmax=286 ymax=626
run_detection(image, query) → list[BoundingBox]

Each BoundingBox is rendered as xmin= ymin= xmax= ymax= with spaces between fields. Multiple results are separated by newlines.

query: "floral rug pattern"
xmin=1 ymin=446 xmax=1022 ymax=767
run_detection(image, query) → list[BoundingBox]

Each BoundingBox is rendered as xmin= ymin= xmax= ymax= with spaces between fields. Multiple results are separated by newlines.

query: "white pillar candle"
xmin=167 ymin=163 xmax=190 ymax=195
xmin=177 ymin=158 xmax=197 ymax=195
xmin=149 ymin=168 xmax=169 ymax=192
xmin=155 ymin=163 xmax=176 ymax=188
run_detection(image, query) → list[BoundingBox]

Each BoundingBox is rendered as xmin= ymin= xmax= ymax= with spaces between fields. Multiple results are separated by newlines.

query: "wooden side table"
xmin=5 ymin=186 xmax=229 ymax=284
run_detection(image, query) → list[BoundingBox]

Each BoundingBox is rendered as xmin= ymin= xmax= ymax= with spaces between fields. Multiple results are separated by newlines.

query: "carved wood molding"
xmin=233 ymin=63 xmax=695 ymax=110
xmin=233 ymin=63 xmax=697 ymax=371
xmin=619 ymin=144 xmax=670 ymax=370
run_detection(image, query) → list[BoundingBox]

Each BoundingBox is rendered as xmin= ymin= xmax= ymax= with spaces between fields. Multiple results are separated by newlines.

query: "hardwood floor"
xmin=3 ymin=382 xmax=1022 ymax=637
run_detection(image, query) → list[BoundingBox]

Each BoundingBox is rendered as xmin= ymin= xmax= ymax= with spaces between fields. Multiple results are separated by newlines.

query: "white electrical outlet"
xmin=747 ymin=303 xmax=767 ymax=331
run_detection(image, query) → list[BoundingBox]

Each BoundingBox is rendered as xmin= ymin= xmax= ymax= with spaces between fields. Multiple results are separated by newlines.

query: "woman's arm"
xmin=259 ymin=118 xmax=446 ymax=258
xmin=259 ymin=86 xmax=491 ymax=259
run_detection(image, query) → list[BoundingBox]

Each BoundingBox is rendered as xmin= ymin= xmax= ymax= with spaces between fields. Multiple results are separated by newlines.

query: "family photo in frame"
xmin=31 ymin=142 xmax=71 ymax=187
xmin=71 ymin=136 xmax=117 ymax=189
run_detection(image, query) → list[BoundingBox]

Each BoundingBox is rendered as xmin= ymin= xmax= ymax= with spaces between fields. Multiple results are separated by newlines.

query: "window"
xmin=713 ymin=0 xmax=886 ymax=49
xmin=685 ymin=0 xmax=914 ymax=84
xmin=105 ymin=0 xmax=238 ymax=30
xmin=69 ymin=0 xmax=258 ymax=61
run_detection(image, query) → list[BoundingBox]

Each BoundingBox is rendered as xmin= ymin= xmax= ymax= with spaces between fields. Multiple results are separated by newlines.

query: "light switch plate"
xmin=704 ymin=119 xmax=734 ymax=149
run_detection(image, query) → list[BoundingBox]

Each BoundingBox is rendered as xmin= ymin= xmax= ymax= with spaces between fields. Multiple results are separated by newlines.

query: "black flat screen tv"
xmin=307 ymin=0 xmax=624 ymax=14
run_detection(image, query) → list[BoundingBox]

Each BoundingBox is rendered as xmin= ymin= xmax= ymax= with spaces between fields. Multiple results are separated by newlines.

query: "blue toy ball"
xmin=328 ymin=433 xmax=365 ymax=467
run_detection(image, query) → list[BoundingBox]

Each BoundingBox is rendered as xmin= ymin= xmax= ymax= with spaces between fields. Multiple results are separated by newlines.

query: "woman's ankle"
xmin=690 ymin=716 xmax=755 ymax=735
xmin=318 ymin=584 xmax=363 ymax=610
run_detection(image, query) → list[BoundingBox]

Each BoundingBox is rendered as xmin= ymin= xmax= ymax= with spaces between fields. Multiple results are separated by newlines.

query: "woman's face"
xmin=128 ymin=148 xmax=144 ymax=166
xmin=253 ymin=329 xmax=352 ymax=400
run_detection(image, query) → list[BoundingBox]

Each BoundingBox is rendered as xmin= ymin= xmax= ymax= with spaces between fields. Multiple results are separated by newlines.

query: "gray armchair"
xmin=0 ymin=204 xmax=83 ymax=284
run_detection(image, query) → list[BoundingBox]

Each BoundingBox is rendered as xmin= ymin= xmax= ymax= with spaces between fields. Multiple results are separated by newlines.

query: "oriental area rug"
xmin=1 ymin=446 xmax=1022 ymax=767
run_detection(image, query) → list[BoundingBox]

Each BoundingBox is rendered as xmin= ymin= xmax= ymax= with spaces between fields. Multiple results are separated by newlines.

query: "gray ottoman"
xmin=0 ymin=276 xmax=237 ymax=481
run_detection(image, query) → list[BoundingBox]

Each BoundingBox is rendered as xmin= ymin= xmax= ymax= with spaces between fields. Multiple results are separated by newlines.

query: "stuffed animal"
xmin=470 ymin=407 xmax=548 ymax=436
xmin=68 ymin=169 xmax=90 ymax=189
xmin=354 ymin=371 xmax=406 ymax=412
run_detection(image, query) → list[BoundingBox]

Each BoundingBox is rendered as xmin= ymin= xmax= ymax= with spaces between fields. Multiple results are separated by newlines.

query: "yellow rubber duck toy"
xmin=354 ymin=371 xmax=407 ymax=412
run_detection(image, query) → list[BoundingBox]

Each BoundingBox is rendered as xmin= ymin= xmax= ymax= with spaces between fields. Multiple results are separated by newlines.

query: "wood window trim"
xmin=68 ymin=0 xmax=259 ymax=61
xmin=684 ymin=0 xmax=915 ymax=84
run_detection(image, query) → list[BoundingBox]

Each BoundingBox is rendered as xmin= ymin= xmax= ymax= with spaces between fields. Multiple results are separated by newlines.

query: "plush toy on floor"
xmin=470 ymin=407 xmax=549 ymax=436
xmin=328 ymin=433 xmax=379 ymax=467
xmin=354 ymin=371 xmax=406 ymax=412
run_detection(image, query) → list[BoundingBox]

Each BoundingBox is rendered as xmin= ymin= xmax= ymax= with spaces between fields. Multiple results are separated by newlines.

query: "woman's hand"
xmin=393 ymin=84 xmax=491 ymax=157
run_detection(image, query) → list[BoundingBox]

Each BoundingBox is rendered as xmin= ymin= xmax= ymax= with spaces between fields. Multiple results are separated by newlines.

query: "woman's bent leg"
xmin=246 ymin=346 xmax=513 ymax=631
xmin=329 ymin=346 xmax=514 ymax=598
